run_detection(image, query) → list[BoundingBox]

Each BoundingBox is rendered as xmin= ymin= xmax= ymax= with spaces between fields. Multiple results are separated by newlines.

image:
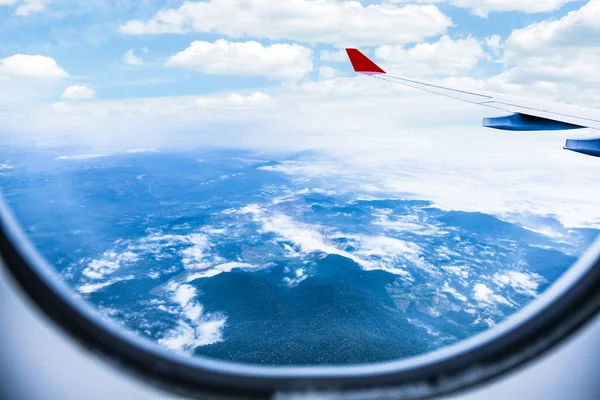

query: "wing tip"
xmin=345 ymin=48 xmax=386 ymax=75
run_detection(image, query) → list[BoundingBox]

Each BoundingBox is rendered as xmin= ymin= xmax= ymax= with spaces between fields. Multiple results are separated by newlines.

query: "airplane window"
xmin=2 ymin=1 xmax=600 ymax=398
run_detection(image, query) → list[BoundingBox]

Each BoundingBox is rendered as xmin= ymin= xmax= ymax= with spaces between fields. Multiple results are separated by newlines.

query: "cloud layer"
xmin=119 ymin=0 xmax=452 ymax=47
xmin=0 ymin=54 xmax=68 ymax=78
xmin=375 ymin=35 xmax=484 ymax=76
xmin=1 ymin=0 xmax=53 ymax=16
xmin=388 ymin=0 xmax=578 ymax=17
xmin=166 ymin=40 xmax=313 ymax=80
xmin=3 ymin=1 xmax=600 ymax=234
xmin=62 ymin=85 xmax=96 ymax=100
xmin=123 ymin=49 xmax=143 ymax=66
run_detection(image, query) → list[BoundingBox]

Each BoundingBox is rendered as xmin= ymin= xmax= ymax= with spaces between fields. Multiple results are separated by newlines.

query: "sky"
xmin=2 ymin=0 xmax=600 ymax=229
xmin=1 ymin=0 xmax=599 ymax=148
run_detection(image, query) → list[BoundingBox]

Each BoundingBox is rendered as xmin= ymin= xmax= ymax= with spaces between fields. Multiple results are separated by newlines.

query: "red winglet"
xmin=345 ymin=48 xmax=386 ymax=75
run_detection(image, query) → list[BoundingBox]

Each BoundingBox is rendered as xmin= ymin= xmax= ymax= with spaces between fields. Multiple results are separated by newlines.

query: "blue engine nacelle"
xmin=482 ymin=113 xmax=585 ymax=131
xmin=564 ymin=137 xmax=600 ymax=157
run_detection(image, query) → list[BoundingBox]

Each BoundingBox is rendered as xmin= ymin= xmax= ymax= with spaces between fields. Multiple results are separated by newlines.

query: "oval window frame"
xmin=1 ymin=195 xmax=600 ymax=399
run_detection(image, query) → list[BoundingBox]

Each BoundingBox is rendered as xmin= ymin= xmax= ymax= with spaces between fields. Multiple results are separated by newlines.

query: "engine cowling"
xmin=482 ymin=113 xmax=585 ymax=131
xmin=564 ymin=137 xmax=600 ymax=157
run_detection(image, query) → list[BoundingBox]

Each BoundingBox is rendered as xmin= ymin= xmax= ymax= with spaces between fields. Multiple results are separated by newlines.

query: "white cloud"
xmin=53 ymin=149 xmax=155 ymax=160
xmin=66 ymin=228 xmax=231 ymax=352
xmin=239 ymin=205 xmax=419 ymax=277
xmin=51 ymin=89 xmax=274 ymax=118
xmin=483 ymin=0 xmax=600 ymax=101
xmin=492 ymin=271 xmax=544 ymax=297
xmin=158 ymin=284 xmax=227 ymax=353
xmin=172 ymin=284 xmax=197 ymax=306
xmin=390 ymin=0 xmax=445 ymax=2
xmin=473 ymin=283 xmax=512 ymax=307
xmin=5 ymin=73 xmax=600 ymax=216
xmin=15 ymin=0 xmax=52 ymax=15
xmin=123 ymin=49 xmax=143 ymax=65
xmin=318 ymin=66 xmax=342 ymax=80
xmin=185 ymin=262 xmax=257 ymax=281
xmin=224 ymin=91 xmax=272 ymax=106
xmin=484 ymin=34 xmax=502 ymax=57
xmin=375 ymin=35 xmax=485 ymax=77
xmin=451 ymin=0 xmax=578 ymax=17
xmin=16 ymin=87 xmax=281 ymax=150
xmin=372 ymin=209 xmax=447 ymax=236
xmin=125 ymin=148 xmax=156 ymax=154
xmin=82 ymin=250 xmax=139 ymax=280
xmin=505 ymin=0 xmax=600 ymax=56
xmin=243 ymin=85 xmax=600 ymax=230
xmin=118 ymin=0 xmax=452 ymax=47
xmin=443 ymin=282 xmax=468 ymax=302
xmin=77 ymin=275 xmax=135 ymax=294
xmin=363 ymin=2 xmax=600 ymax=111
xmin=388 ymin=0 xmax=578 ymax=17
xmin=62 ymin=85 xmax=96 ymax=100
xmin=0 ymin=0 xmax=52 ymax=15
xmin=245 ymin=208 xmax=370 ymax=267
xmin=165 ymin=39 xmax=313 ymax=81
xmin=320 ymin=49 xmax=347 ymax=62
xmin=189 ymin=91 xmax=274 ymax=109
xmin=0 ymin=54 xmax=68 ymax=78
xmin=55 ymin=153 xmax=107 ymax=160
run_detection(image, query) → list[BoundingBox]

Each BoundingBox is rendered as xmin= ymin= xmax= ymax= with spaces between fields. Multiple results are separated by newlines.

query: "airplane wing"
xmin=345 ymin=48 xmax=600 ymax=158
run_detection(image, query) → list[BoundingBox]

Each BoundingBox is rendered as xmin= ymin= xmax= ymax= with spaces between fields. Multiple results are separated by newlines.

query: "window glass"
xmin=1 ymin=0 xmax=599 ymax=367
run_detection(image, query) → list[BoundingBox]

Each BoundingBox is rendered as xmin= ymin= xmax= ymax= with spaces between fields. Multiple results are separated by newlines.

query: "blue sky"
xmin=0 ymin=0 xmax=590 ymax=100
